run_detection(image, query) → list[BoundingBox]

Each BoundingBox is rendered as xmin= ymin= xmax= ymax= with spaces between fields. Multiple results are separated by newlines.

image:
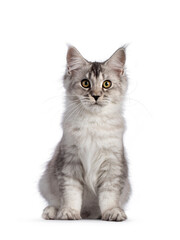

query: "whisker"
xmin=126 ymin=97 xmax=152 ymax=116
xmin=64 ymin=102 xmax=83 ymax=122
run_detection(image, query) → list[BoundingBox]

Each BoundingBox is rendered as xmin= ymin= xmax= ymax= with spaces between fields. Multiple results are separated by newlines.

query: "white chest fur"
xmin=64 ymin=109 xmax=124 ymax=191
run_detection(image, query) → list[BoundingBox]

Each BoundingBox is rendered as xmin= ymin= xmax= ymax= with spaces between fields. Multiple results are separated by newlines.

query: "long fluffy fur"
xmin=39 ymin=46 xmax=131 ymax=221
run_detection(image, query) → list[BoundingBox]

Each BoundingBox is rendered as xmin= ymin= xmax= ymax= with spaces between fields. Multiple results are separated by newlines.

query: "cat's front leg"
xmin=57 ymin=175 xmax=83 ymax=220
xmin=98 ymin=163 xmax=127 ymax=221
xmin=99 ymin=190 xmax=127 ymax=221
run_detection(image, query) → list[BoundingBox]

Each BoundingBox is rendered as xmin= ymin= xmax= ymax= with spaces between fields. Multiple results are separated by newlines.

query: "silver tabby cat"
xmin=39 ymin=46 xmax=131 ymax=221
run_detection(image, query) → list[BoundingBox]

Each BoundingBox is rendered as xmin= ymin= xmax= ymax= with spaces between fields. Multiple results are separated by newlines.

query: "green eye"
xmin=81 ymin=79 xmax=90 ymax=88
xmin=103 ymin=80 xmax=112 ymax=89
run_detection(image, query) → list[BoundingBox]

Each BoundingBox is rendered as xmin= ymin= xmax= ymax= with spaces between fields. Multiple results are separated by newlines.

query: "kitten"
xmin=39 ymin=46 xmax=131 ymax=221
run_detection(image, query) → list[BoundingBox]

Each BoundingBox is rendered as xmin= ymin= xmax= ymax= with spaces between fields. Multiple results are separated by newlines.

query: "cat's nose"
xmin=92 ymin=95 xmax=100 ymax=101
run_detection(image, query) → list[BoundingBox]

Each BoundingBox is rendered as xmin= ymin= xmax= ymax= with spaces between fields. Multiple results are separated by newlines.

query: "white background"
xmin=0 ymin=0 xmax=180 ymax=239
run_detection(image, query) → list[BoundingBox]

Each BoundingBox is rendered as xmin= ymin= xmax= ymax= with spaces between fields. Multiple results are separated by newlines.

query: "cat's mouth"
xmin=94 ymin=102 xmax=100 ymax=105
xmin=92 ymin=101 xmax=103 ymax=107
xmin=79 ymin=97 xmax=108 ymax=111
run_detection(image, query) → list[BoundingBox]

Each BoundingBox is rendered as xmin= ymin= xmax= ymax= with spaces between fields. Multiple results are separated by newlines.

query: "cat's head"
xmin=63 ymin=46 xmax=128 ymax=112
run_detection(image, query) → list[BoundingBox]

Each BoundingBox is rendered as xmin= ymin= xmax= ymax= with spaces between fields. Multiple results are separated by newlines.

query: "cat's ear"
xmin=104 ymin=47 xmax=126 ymax=75
xmin=66 ymin=46 xmax=88 ymax=74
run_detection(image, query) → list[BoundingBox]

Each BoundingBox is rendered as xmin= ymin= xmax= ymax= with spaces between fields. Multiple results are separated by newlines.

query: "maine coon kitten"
xmin=39 ymin=46 xmax=131 ymax=221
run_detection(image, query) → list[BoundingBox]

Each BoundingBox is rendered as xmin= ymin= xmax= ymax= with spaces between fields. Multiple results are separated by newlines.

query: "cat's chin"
xmin=82 ymin=102 xmax=105 ymax=113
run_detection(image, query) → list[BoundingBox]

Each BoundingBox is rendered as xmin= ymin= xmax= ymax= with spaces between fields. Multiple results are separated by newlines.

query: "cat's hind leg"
xmin=39 ymin=170 xmax=61 ymax=220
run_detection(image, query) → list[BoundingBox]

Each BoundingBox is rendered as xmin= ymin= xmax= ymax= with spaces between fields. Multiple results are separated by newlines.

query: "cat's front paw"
xmin=57 ymin=208 xmax=81 ymax=220
xmin=42 ymin=206 xmax=58 ymax=220
xmin=102 ymin=207 xmax=127 ymax=221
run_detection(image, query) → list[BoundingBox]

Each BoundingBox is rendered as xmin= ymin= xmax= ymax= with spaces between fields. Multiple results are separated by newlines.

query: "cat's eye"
xmin=81 ymin=79 xmax=90 ymax=88
xmin=102 ymin=80 xmax=112 ymax=89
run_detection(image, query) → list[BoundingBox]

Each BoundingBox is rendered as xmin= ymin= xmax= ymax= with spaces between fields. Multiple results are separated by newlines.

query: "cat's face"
xmin=64 ymin=46 xmax=127 ymax=112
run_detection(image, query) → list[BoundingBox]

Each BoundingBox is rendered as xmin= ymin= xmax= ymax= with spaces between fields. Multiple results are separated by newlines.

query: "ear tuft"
xmin=66 ymin=46 xmax=87 ymax=73
xmin=105 ymin=47 xmax=126 ymax=74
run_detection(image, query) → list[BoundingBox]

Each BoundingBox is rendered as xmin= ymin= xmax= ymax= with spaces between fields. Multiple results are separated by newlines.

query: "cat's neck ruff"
xmin=62 ymin=99 xmax=125 ymax=134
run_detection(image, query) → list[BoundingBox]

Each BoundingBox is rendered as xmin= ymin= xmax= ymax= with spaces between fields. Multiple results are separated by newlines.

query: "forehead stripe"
xmin=90 ymin=62 xmax=102 ymax=78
